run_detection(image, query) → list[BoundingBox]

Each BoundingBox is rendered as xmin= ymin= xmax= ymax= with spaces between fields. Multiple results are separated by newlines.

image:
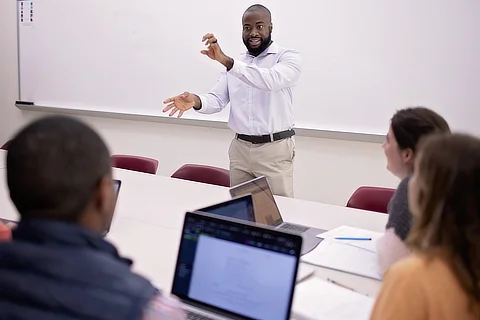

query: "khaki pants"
xmin=229 ymin=137 xmax=295 ymax=197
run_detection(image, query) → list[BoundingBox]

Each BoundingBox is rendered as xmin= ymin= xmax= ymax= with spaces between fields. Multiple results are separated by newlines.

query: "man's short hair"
xmin=244 ymin=4 xmax=272 ymax=22
xmin=7 ymin=115 xmax=111 ymax=221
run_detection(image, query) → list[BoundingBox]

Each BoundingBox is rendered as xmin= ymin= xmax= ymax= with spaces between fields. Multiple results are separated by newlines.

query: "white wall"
xmin=0 ymin=0 xmax=398 ymax=206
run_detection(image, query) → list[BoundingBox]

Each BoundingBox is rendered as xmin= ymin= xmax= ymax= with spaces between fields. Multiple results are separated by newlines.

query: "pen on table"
xmin=326 ymin=278 xmax=355 ymax=292
xmin=334 ymin=237 xmax=372 ymax=241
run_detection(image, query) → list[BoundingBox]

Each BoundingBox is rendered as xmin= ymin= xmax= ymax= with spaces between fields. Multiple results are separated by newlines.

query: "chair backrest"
xmin=346 ymin=186 xmax=396 ymax=214
xmin=1 ymin=140 xmax=12 ymax=150
xmin=171 ymin=164 xmax=230 ymax=187
xmin=111 ymin=154 xmax=159 ymax=175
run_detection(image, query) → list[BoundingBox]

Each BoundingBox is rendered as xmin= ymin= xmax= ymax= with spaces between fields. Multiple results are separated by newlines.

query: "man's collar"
xmin=244 ymin=41 xmax=279 ymax=57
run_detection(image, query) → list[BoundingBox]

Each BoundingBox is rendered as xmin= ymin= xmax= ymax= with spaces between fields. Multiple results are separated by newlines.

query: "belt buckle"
xmin=269 ymin=133 xmax=274 ymax=142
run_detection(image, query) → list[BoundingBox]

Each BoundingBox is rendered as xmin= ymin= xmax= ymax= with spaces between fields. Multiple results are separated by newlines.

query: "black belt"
xmin=236 ymin=129 xmax=295 ymax=144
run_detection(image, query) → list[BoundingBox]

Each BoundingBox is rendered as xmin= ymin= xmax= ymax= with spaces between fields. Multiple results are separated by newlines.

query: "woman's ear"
xmin=402 ymin=148 xmax=414 ymax=165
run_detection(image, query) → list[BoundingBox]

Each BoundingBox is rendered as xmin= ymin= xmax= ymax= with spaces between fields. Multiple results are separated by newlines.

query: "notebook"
xmin=301 ymin=239 xmax=382 ymax=280
xmin=292 ymin=277 xmax=374 ymax=320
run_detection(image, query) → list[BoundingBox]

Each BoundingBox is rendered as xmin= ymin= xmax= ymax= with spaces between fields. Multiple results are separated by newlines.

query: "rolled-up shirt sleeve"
xmin=228 ymin=50 xmax=301 ymax=92
xmin=197 ymin=72 xmax=230 ymax=114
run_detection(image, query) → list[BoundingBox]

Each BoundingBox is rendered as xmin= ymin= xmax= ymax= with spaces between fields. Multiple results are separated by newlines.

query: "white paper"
xmin=292 ymin=277 xmax=374 ymax=320
xmin=317 ymin=225 xmax=383 ymax=253
xmin=296 ymin=263 xmax=315 ymax=282
xmin=300 ymin=240 xmax=382 ymax=280
xmin=19 ymin=1 xmax=35 ymax=27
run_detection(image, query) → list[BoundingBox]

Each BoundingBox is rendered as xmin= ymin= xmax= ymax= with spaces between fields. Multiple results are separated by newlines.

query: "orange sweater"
xmin=370 ymin=254 xmax=478 ymax=320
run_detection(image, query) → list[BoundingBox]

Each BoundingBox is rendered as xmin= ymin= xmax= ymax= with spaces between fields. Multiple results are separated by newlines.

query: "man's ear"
xmin=270 ymin=23 xmax=273 ymax=33
xmin=95 ymin=176 xmax=114 ymax=214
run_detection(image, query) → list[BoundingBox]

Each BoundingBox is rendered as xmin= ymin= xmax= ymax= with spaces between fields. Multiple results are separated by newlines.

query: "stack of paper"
xmin=300 ymin=226 xmax=384 ymax=280
xmin=292 ymin=277 xmax=374 ymax=320
xmin=317 ymin=226 xmax=383 ymax=253
xmin=296 ymin=263 xmax=316 ymax=282
xmin=301 ymin=240 xmax=382 ymax=280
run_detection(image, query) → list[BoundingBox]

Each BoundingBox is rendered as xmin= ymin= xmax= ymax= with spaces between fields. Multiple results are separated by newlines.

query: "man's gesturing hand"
xmin=162 ymin=92 xmax=198 ymax=118
xmin=201 ymin=33 xmax=234 ymax=70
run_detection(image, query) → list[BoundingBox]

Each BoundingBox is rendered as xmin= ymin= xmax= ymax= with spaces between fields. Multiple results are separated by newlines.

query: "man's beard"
xmin=243 ymin=33 xmax=272 ymax=55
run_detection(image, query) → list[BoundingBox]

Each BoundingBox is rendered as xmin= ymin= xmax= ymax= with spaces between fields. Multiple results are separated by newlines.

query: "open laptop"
xmin=171 ymin=211 xmax=302 ymax=320
xmin=102 ymin=179 xmax=122 ymax=236
xmin=197 ymin=194 xmax=255 ymax=222
xmin=229 ymin=176 xmax=325 ymax=255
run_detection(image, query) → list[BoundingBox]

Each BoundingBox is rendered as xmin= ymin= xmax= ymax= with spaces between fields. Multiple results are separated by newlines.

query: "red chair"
xmin=111 ymin=155 xmax=159 ymax=175
xmin=1 ymin=140 xmax=11 ymax=150
xmin=346 ymin=186 xmax=396 ymax=214
xmin=171 ymin=164 xmax=230 ymax=187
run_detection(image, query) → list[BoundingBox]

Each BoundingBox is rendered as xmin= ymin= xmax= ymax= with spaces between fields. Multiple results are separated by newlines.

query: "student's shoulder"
xmin=398 ymin=176 xmax=411 ymax=191
xmin=388 ymin=254 xmax=445 ymax=280
xmin=390 ymin=254 xmax=426 ymax=273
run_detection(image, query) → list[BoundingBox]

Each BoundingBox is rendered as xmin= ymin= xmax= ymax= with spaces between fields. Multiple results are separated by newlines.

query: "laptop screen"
xmin=196 ymin=195 xmax=254 ymax=222
xmin=229 ymin=176 xmax=283 ymax=227
xmin=171 ymin=212 xmax=301 ymax=320
xmin=103 ymin=179 xmax=121 ymax=236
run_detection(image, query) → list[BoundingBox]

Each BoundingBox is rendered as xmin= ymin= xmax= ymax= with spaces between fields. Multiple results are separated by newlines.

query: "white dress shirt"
xmin=197 ymin=42 xmax=302 ymax=136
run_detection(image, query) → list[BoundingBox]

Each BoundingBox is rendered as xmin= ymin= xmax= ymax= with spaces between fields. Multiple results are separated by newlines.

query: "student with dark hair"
xmin=0 ymin=116 xmax=184 ymax=319
xmin=371 ymin=133 xmax=480 ymax=319
xmin=377 ymin=107 xmax=450 ymax=275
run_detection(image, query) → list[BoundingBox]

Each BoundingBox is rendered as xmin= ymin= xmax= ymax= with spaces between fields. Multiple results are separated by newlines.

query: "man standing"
xmin=163 ymin=4 xmax=301 ymax=197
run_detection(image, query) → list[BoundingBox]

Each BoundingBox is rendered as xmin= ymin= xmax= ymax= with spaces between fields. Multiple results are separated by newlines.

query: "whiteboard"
xmin=17 ymin=0 xmax=480 ymax=136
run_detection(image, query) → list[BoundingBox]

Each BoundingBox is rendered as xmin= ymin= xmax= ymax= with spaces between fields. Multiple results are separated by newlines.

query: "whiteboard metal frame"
xmin=15 ymin=103 xmax=384 ymax=143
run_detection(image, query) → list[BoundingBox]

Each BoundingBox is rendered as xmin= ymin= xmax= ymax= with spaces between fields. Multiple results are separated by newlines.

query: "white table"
xmin=0 ymin=167 xmax=388 ymax=298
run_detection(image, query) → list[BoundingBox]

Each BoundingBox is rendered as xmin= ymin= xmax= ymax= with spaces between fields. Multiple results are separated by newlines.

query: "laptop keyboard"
xmin=185 ymin=310 xmax=217 ymax=320
xmin=279 ymin=223 xmax=309 ymax=234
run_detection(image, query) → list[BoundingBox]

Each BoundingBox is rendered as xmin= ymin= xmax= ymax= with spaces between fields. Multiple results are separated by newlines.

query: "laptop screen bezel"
xmin=171 ymin=211 xmax=302 ymax=320
xmin=195 ymin=194 xmax=255 ymax=222
xmin=229 ymin=176 xmax=284 ymax=227
xmin=102 ymin=179 xmax=121 ymax=236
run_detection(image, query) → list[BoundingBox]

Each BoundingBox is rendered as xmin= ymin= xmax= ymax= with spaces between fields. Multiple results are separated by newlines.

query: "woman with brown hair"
xmin=377 ymin=107 xmax=450 ymax=275
xmin=371 ymin=133 xmax=480 ymax=319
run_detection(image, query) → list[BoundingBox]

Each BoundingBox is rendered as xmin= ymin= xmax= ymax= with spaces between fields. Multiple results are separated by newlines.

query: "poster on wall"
xmin=19 ymin=1 xmax=35 ymax=27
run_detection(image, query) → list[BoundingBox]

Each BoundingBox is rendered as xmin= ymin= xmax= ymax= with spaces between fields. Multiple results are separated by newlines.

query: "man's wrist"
xmin=193 ymin=94 xmax=202 ymax=110
xmin=219 ymin=55 xmax=234 ymax=71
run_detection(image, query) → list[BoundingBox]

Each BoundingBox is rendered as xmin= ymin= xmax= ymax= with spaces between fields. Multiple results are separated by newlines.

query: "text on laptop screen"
xmin=198 ymin=196 xmax=254 ymax=222
xmin=172 ymin=214 xmax=300 ymax=320
xmin=230 ymin=177 xmax=283 ymax=226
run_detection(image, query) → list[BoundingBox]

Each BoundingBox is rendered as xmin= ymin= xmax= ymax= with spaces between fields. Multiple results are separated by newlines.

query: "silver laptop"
xmin=197 ymin=194 xmax=255 ymax=222
xmin=171 ymin=211 xmax=302 ymax=320
xmin=229 ymin=176 xmax=325 ymax=255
